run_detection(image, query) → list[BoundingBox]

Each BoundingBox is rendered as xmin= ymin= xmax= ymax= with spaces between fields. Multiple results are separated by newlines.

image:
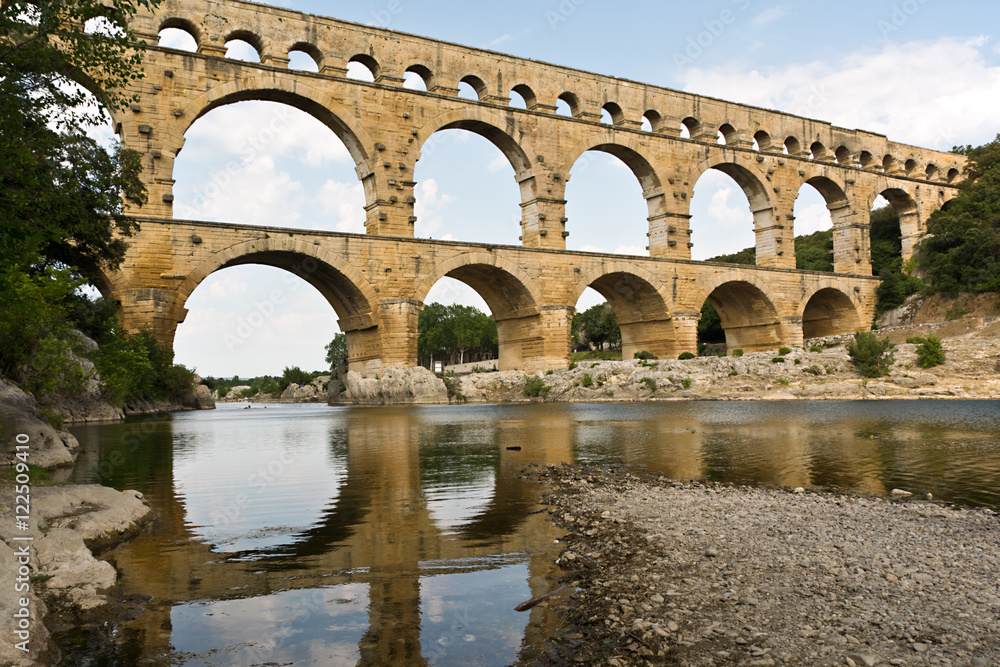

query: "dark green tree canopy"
xmin=418 ymin=303 xmax=498 ymax=365
xmin=572 ymin=303 xmax=620 ymax=351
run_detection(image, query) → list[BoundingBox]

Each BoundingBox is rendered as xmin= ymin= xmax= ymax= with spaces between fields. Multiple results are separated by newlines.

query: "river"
xmin=62 ymin=400 xmax=1000 ymax=665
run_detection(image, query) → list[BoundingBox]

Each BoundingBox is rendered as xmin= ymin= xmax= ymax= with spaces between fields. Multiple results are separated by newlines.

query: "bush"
xmin=438 ymin=372 xmax=467 ymax=402
xmin=809 ymin=346 xmax=823 ymax=353
xmin=778 ymin=347 xmax=792 ymax=356
xmin=772 ymin=357 xmax=786 ymax=363
xmin=641 ymin=377 xmax=657 ymax=392
xmin=732 ymin=349 xmax=744 ymax=357
xmin=681 ymin=377 xmax=692 ymax=389
xmin=915 ymin=335 xmax=946 ymax=369
xmin=906 ymin=336 xmax=927 ymax=345
xmin=568 ymin=362 xmax=578 ymax=370
xmin=794 ymin=358 xmax=802 ymax=365
xmin=678 ymin=352 xmax=696 ymax=360
xmin=523 ymin=376 xmax=549 ymax=397
xmin=846 ymin=331 xmax=895 ymax=378
xmin=581 ymin=373 xmax=594 ymax=387
xmin=804 ymin=365 xmax=823 ymax=375
xmin=634 ymin=350 xmax=657 ymax=360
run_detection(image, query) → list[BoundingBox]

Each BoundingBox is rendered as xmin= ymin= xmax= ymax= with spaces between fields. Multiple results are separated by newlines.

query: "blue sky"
xmin=155 ymin=0 xmax=1000 ymax=377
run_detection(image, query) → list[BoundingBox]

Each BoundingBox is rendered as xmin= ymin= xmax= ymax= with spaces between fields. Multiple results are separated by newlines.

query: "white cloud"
xmin=487 ymin=153 xmax=511 ymax=173
xmin=707 ymin=187 xmax=753 ymax=229
xmin=678 ymin=36 xmax=1000 ymax=149
xmin=612 ymin=245 xmax=646 ymax=256
xmin=794 ymin=202 xmax=832 ymax=235
xmin=752 ymin=5 xmax=790 ymax=28
xmin=491 ymin=34 xmax=512 ymax=46
xmin=318 ymin=181 xmax=367 ymax=233
xmin=414 ymin=179 xmax=456 ymax=238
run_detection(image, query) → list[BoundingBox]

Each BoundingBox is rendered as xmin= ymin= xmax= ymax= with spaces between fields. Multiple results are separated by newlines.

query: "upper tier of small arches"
xmin=148 ymin=8 xmax=963 ymax=185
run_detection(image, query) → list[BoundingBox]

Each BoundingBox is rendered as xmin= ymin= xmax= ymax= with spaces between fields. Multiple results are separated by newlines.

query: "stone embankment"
xmin=519 ymin=464 xmax=1000 ymax=667
xmin=0 ymin=383 xmax=156 ymax=666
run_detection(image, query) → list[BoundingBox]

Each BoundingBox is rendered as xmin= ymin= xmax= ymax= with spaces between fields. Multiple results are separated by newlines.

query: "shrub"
xmin=732 ymin=349 xmax=744 ymax=357
xmin=794 ymin=358 xmax=801 ymax=365
xmin=772 ymin=357 xmax=786 ymax=364
xmin=524 ymin=376 xmax=548 ymax=397
xmin=546 ymin=369 xmax=554 ymax=375
xmin=809 ymin=345 xmax=823 ymax=353
xmin=591 ymin=362 xmax=599 ymax=368
xmin=804 ymin=365 xmax=823 ymax=375
xmin=634 ymin=350 xmax=657 ymax=360
xmin=439 ymin=372 xmax=467 ymax=402
xmin=681 ymin=377 xmax=692 ymax=389
xmin=678 ymin=352 xmax=696 ymax=360
xmin=915 ymin=335 xmax=946 ymax=369
xmin=568 ymin=362 xmax=578 ymax=371
xmin=846 ymin=331 xmax=895 ymax=378
xmin=906 ymin=336 xmax=927 ymax=345
xmin=777 ymin=378 xmax=790 ymax=386
xmin=582 ymin=373 xmax=594 ymax=387
xmin=778 ymin=346 xmax=792 ymax=356
xmin=641 ymin=377 xmax=657 ymax=392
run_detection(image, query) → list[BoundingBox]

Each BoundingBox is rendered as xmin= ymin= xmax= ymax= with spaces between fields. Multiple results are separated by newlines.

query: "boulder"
xmin=329 ymin=367 xmax=448 ymax=405
xmin=0 ymin=381 xmax=80 ymax=470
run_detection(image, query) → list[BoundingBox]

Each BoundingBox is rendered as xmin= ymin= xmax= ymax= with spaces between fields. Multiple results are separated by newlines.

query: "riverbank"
xmin=519 ymin=464 xmax=1000 ymax=667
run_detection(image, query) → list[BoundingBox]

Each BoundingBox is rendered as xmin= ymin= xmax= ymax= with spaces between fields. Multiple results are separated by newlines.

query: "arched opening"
xmin=802 ymin=288 xmax=861 ymax=340
xmin=564 ymin=145 xmax=661 ymax=256
xmin=859 ymin=151 xmax=875 ymax=169
xmin=419 ymin=263 xmax=542 ymax=372
xmin=871 ymin=190 xmax=921 ymax=313
xmin=753 ymin=131 xmax=772 ymax=152
xmin=835 ymin=146 xmax=853 ymax=166
xmin=174 ymin=264 xmax=344 ymax=378
xmin=784 ymin=136 xmax=801 ymax=156
xmin=947 ymin=168 xmax=961 ymax=183
xmin=904 ymin=158 xmax=917 ymax=176
xmin=420 ymin=278 xmax=496 ymax=369
xmin=459 ymin=75 xmax=487 ymax=101
xmin=509 ymin=84 xmax=535 ymax=109
xmin=810 ymin=142 xmax=828 ymax=161
xmin=172 ymin=100 xmax=366 ymax=232
xmin=793 ymin=177 xmax=847 ymax=272
xmin=577 ymin=272 xmax=676 ymax=361
xmin=681 ymin=117 xmax=700 ymax=139
xmin=157 ymin=19 xmax=198 ymax=51
xmin=925 ymin=164 xmax=939 ymax=181
xmin=413 ymin=124 xmax=525 ymax=245
xmin=717 ymin=124 xmax=737 ymax=146
xmin=288 ymin=43 xmax=321 ymax=72
xmin=883 ymin=154 xmax=897 ymax=173
xmin=557 ymin=92 xmax=579 ymax=117
xmin=602 ymin=102 xmax=624 ymax=126
xmin=347 ymin=54 xmax=379 ymax=81
xmin=642 ymin=110 xmax=662 ymax=133
xmin=404 ymin=64 xmax=432 ymax=91
xmin=224 ymin=31 xmax=262 ymax=62
xmin=701 ymin=281 xmax=782 ymax=354
xmin=690 ymin=164 xmax=770 ymax=263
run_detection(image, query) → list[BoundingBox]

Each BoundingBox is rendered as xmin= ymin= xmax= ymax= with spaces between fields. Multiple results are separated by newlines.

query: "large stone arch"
xmin=869 ymin=184 xmax=922 ymax=264
xmin=794 ymin=173 xmax=860 ymax=273
xmin=416 ymin=252 xmax=546 ymax=371
xmin=573 ymin=263 xmax=677 ymax=360
xmin=799 ymin=285 xmax=865 ymax=340
xmin=692 ymin=271 xmax=785 ymax=353
xmin=178 ymin=236 xmax=381 ymax=371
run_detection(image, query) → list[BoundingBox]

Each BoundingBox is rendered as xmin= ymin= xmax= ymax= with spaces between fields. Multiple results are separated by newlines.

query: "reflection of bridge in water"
xmin=77 ymin=410 xmax=574 ymax=665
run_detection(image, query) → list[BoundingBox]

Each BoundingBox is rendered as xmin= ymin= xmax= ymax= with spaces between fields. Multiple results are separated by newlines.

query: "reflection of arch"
xmin=574 ymin=266 xmax=677 ymax=359
xmin=695 ymin=274 xmax=783 ymax=353
xmin=176 ymin=80 xmax=374 ymax=171
xmin=415 ymin=253 xmax=542 ymax=321
xmin=178 ymin=237 xmax=379 ymax=332
xmin=800 ymin=287 xmax=862 ymax=340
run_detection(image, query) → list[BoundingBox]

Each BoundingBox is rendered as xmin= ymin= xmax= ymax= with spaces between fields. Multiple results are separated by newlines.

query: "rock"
xmin=0 ymin=380 xmax=80 ymax=469
xmin=279 ymin=375 xmax=330 ymax=403
xmin=330 ymin=366 xmax=448 ymax=405
xmin=891 ymin=489 xmax=913 ymax=498
xmin=794 ymin=487 xmax=806 ymax=494
xmin=33 ymin=528 xmax=117 ymax=612
xmin=32 ymin=485 xmax=153 ymax=554
xmin=181 ymin=376 xmax=216 ymax=410
xmin=912 ymin=642 xmax=928 ymax=652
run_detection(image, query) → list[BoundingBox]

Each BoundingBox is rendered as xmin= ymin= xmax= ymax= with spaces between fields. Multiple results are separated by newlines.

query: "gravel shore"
xmin=520 ymin=465 xmax=1000 ymax=667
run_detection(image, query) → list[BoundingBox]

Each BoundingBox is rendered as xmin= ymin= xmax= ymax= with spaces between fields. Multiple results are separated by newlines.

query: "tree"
xmin=417 ymin=303 xmax=498 ymax=367
xmin=573 ymin=303 xmax=620 ymax=350
xmin=916 ymin=135 xmax=1000 ymax=295
xmin=325 ymin=333 xmax=348 ymax=367
xmin=846 ymin=331 xmax=895 ymax=378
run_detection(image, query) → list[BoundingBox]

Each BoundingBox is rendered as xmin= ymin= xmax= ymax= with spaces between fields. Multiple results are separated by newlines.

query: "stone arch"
xmin=158 ymin=17 xmax=201 ymax=46
xmin=871 ymin=186 xmax=921 ymax=263
xmin=800 ymin=286 xmax=863 ymax=340
xmin=404 ymin=63 xmax=433 ymax=90
xmin=754 ymin=130 xmax=772 ymax=151
xmin=810 ymin=142 xmax=829 ymax=161
xmin=835 ymin=146 xmax=853 ymax=166
xmin=347 ymin=53 xmax=381 ymax=80
xmin=224 ymin=29 xmax=264 ymax=60
xmin=642 ymin=110 xmax=663 ymax=132
xmin=288 ymin=41 xmax=324 ymax=69
xmin=178 ymin=237 xmax=381 ymax=370
xmin=573 ymin=265 xmax=677 ymax=359
xmin=718 ymin=123 xmax=738 ymax=145
xmin=558 ymin=92 xmax=581 ymax=117
xmin=175 ymin=78 xmax=375 ymax=173
xmin=693 ymin=273 xmax=785 ymax=353
xmin=510 ymin=84 xmax=537 ymax=109
xmin=784 ymin=136 xmax=802 ymax=155
xmin=459 ymin=73 xmax=488 ymax=100
xmin=416 ymin=109 xmax=536 ymax=180
xmin=416 ymin=253 xmax=545 ymax=371
xmin=602 ymin=102 xmax=625 ymax=125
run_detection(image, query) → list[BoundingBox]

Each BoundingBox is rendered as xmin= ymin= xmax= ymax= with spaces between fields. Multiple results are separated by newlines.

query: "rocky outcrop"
xmin=180 ymin=376 xmax=216 ymax=410
xmin=0 ymin=381 xmax=80 ymax=470
xmin=279 ymin=375 xmax=330 ymax=403
xmin=0 ymin=486 xmax=153 ymax=665
xmin=328 ymin=366 xmax=449 ymax=405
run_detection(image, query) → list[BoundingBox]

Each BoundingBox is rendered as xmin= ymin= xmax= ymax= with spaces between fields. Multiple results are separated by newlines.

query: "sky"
xmin=139 ymin=0 xmax=1000 ymax=378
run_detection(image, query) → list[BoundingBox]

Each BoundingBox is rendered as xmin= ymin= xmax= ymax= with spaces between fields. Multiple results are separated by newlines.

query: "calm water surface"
xmin=63 ymin=400 xmax=1000 ymax=665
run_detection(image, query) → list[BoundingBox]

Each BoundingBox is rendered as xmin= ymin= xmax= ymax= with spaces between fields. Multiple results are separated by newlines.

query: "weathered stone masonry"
xmin=105 ymin=0 xmax=965 ymax=374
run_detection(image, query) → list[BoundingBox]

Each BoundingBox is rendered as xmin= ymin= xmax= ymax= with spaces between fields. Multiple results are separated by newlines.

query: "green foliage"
xmin=90 ymin=327 xmax=193 ymax=406
xmin=418 ymin=302 xmax=498 ymax=366
xmin=438 ymin=372 xmax=467 ymax=402
xmin=581 ymin=373 xmax=594 ymax=388
xmin=280 ymin=366 xmax=312 ymax=390
xmin=906 ymin=336 xmax=926 ymax=344
xmin=708 ymin=247 xmax=756 ymax=266
xmin=794 ymin=230 xmax=834 ymax=272
xmin=804 ymin=365 xmax=823 ymax=375
xmin=681 ymin=377 xmax=692 ymax=389
xmin=570 ymin=350 xmax=621 ymax=362
xmin=633 ymin=350 xmax=657 ymax=360
xmin=572 ymin=303 xmax=621 ymax=351
xmin=809 ymin=345 xmax=823 ymax=353
xmin=794 ymin=358 xmax=801 ymax=365
xmin=776 ymin=378 xmax=790 ymax=386
xmin=678 ymin=352 xmax=696 ymax=360
xmin=778 ymin=347 xmax=792 ymax=356
xmin=568 ymin=362 xmax=578 ymax=370
xmin=916 ymin=135 xmax=1000 ymax=295
xmin=772 ymin=357 xmax=786 ymax=364
xmin=697 ymin=302 xmax=724 ymax=345
xmin=641 ymin=377 xmax=657 ymax=392
xmin=915 ymin=335 xmax=946 ymax=369
xmin=523 ymin=376 xmax=549 ymax=397
xmin=732 ymin=348 xmax=744 ymax=358
xmin=846 ymin=331 xmax=895 ymax=378
xmin=325 ymin=333 xmax=348 ymax=367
